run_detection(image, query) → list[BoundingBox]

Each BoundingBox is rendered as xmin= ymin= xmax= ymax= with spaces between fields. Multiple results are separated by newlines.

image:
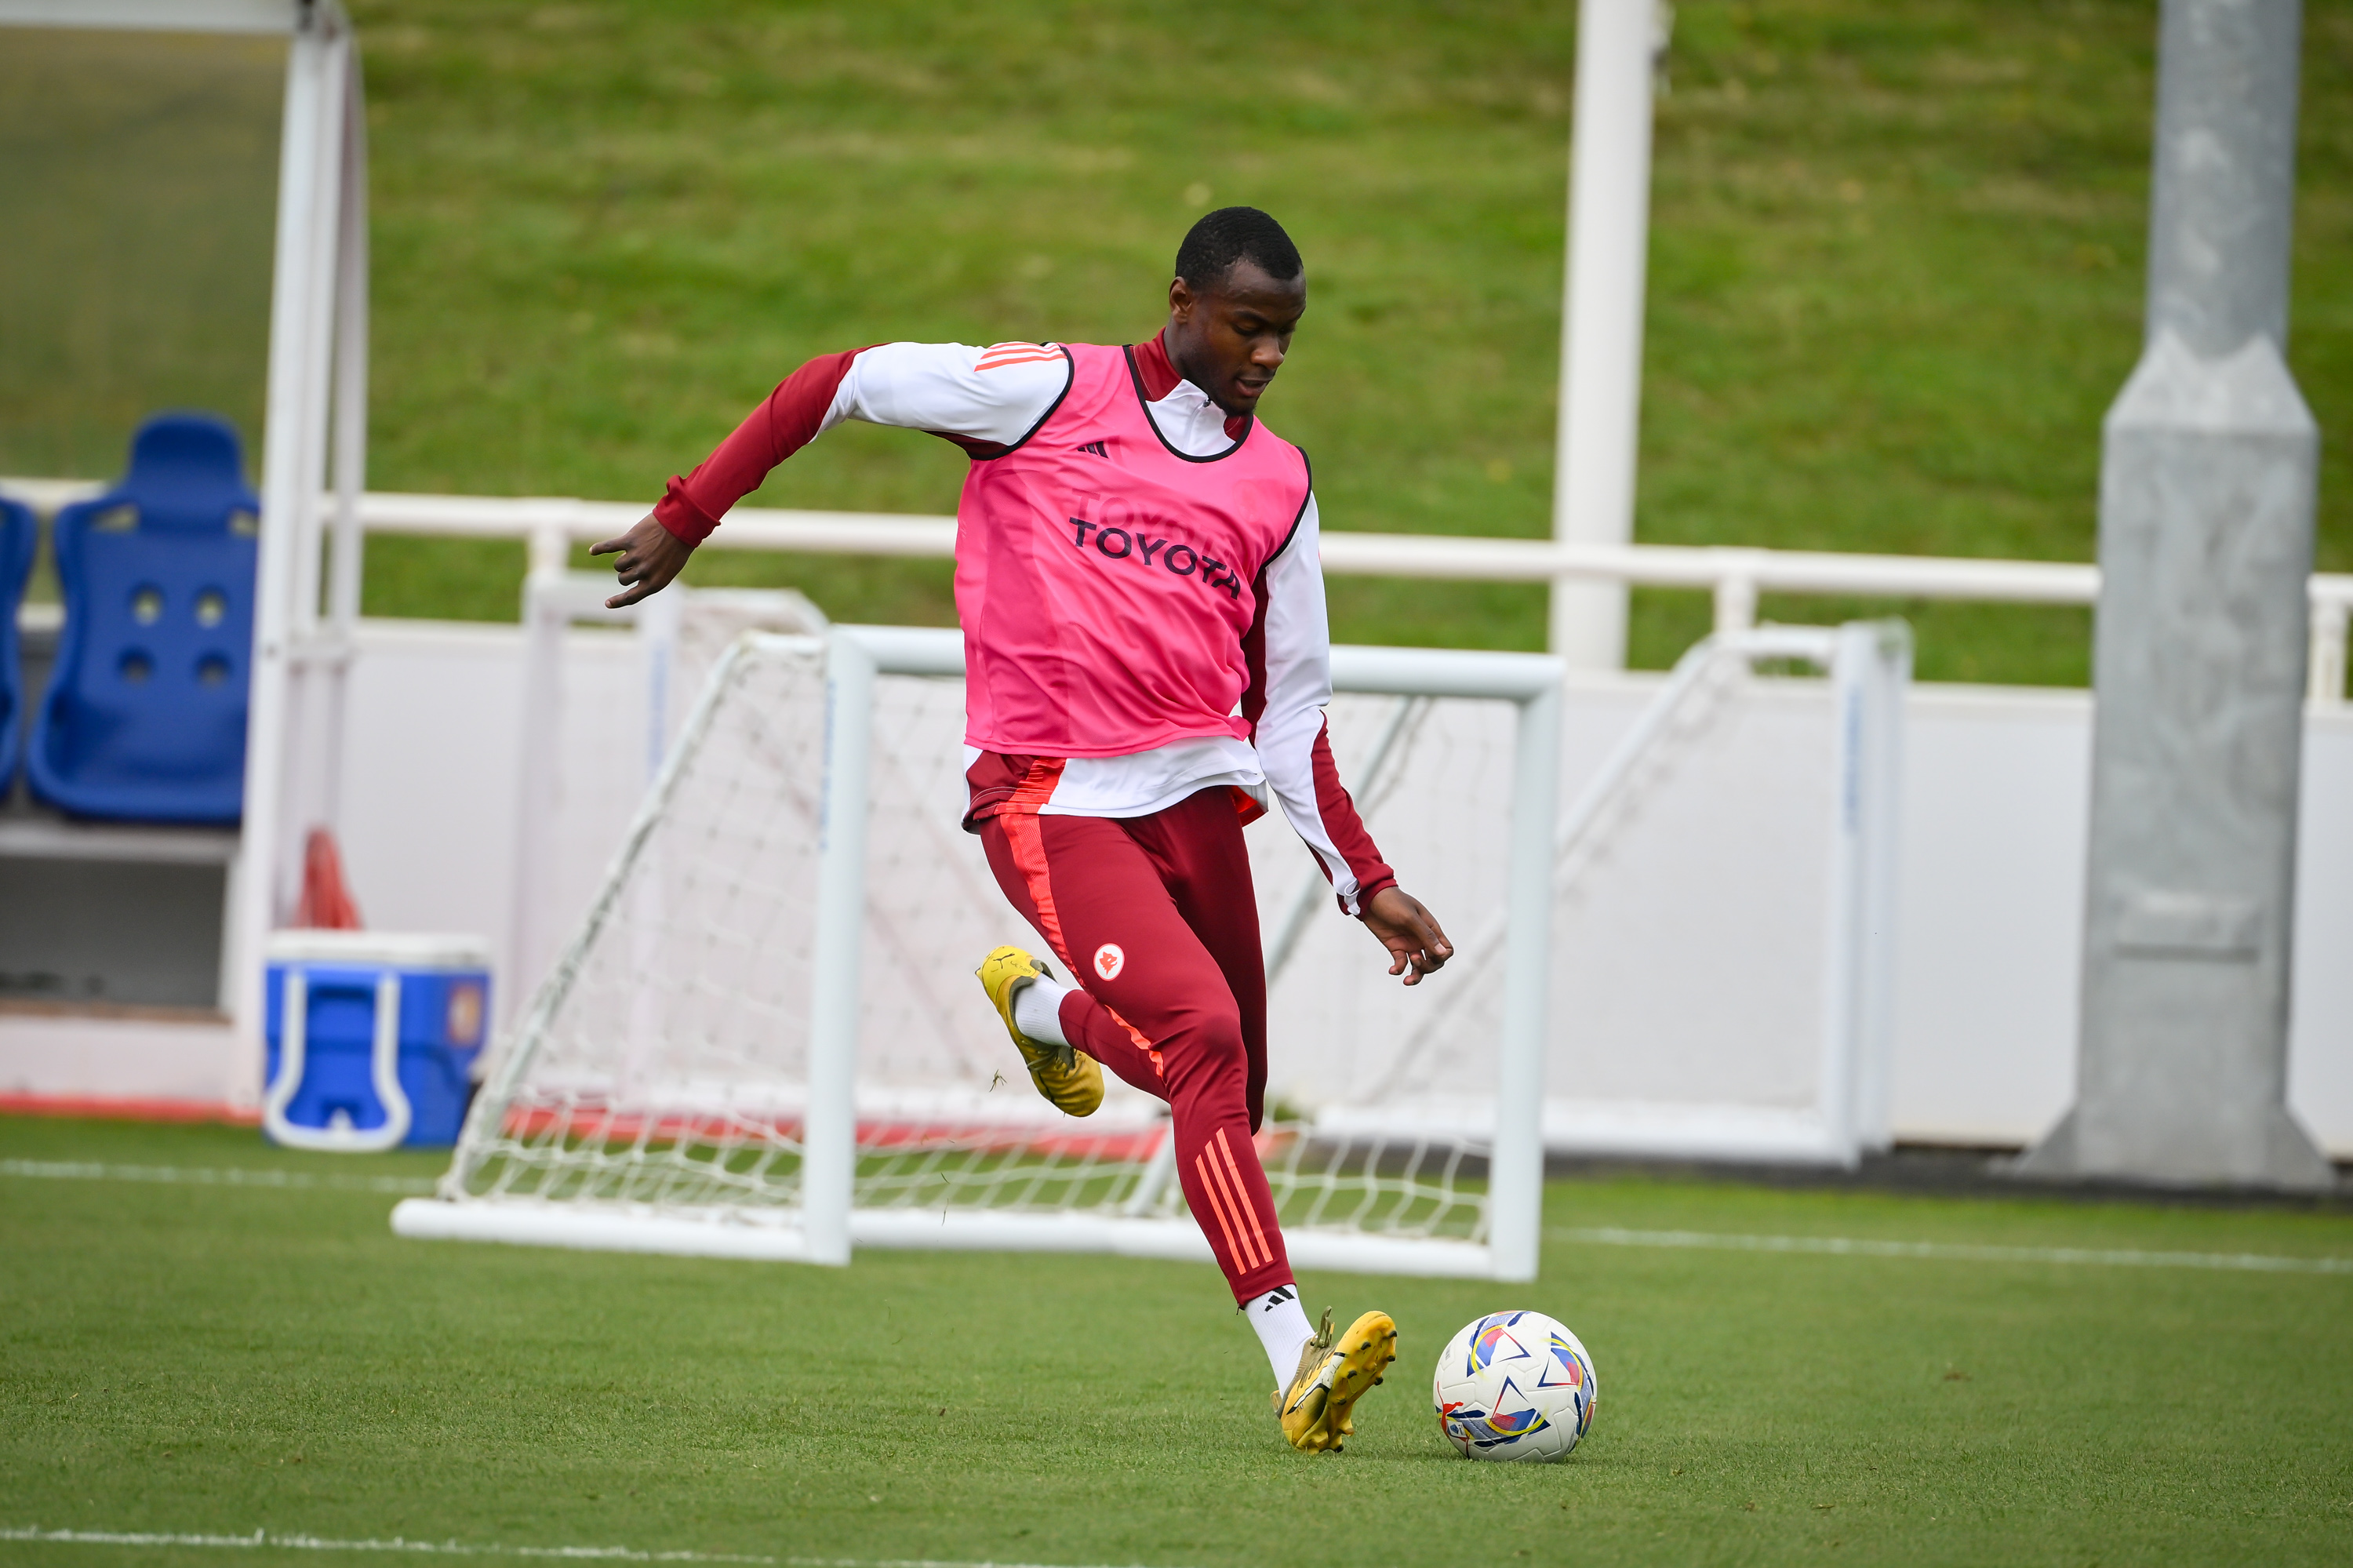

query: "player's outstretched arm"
xmin=591 ymin=513 xmax=693 ymax=609
xmin=599 ymin=342 xmax=1066 ymax=610
xmin=1361 ymin=886 xmax=1453 ymax=986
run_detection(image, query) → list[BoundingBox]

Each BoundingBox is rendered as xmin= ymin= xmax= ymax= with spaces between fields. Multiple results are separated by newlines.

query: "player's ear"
xmin=1168 ymin=275 xmax=1195 ymax=324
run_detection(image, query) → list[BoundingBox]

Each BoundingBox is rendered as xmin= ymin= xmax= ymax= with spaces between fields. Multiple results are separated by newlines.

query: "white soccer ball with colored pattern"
xmin=1432 ymin=1310 xmax=1598 ymax=1461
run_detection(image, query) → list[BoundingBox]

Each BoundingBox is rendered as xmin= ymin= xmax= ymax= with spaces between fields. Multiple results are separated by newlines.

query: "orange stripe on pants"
xmin=1192 ymin=1151 xmax=1254 ymax=1272
xmin=1198 ymin=1138 xmax=1265 ymax=1272
xmin=998 ymin=809 xmax=1071 ymax=970
xmin=1213 ymin=1127 xmax=1274 ymax=1270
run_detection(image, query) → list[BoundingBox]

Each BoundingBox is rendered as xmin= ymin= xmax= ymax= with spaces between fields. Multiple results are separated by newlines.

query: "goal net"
xmin=392 ymin=618 xmax=1903 ymax=1278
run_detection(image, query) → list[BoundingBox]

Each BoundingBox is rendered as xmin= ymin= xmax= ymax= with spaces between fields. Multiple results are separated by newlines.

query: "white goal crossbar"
xmin=395 ymin=628 xmax=1565 ymax=1281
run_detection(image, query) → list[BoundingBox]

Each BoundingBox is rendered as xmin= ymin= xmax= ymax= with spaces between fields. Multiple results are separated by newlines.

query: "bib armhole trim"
xmin=965 ymin=345 xmax=1076 ymax=462
xmin=1267 ymin=448 xmax=1314 ymax=562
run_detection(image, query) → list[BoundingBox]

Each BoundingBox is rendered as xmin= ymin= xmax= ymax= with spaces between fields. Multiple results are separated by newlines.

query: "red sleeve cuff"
xmin=1345 ymin=872 xmax=1398 ymax=918
xmin=654 ymin=476 xmax=721 ymax=546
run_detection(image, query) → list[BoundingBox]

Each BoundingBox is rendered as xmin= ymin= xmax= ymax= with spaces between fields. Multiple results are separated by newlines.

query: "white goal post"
xmin=394 ymin=627 xmax=1567 ymax=1281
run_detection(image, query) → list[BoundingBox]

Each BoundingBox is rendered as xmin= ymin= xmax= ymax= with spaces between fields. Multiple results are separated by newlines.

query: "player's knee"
xmin=1188 ymin=1001 xmax=1248 ymax=1077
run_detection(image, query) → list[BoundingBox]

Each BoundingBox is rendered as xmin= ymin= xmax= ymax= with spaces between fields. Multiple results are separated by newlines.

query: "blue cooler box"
xmin=263 ymin=931 xmax=493 ymax=1151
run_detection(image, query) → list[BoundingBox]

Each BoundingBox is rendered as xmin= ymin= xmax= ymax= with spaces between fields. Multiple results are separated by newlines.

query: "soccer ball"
xmin=1432 ymin=1310 xmax=1598 ymax=1461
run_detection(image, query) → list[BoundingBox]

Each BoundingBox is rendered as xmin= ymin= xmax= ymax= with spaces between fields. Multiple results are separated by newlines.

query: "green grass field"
xmin=9 ymin=1 xmax=2350 ymax=682
xmin=9 ymin=13 xmax=2352 ymax=1562
xmin=6 ymin=1115 xmax=2351 ymax=1568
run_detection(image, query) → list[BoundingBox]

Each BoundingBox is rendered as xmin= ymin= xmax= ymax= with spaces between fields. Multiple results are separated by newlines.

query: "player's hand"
xmin=1361 ymin=886 xmax=1453 ymax=986
xmin=591 ymin=513 xmax=693 ymax=608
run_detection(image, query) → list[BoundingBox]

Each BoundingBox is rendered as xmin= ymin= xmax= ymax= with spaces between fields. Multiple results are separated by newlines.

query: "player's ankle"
xmin=1011 ymin=966 xmax=1072 ymax=1047
xmin=1246 ymin=1282 xmax=1315 ymax=1388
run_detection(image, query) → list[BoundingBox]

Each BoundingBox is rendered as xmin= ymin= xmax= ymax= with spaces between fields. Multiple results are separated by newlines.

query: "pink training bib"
xmin=955 ymin=343 xmax=1313 ymax=759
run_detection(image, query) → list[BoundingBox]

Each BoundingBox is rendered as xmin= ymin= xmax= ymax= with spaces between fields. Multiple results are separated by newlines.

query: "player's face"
xmin=1166 ymin=259 xmax=1307 ymax=419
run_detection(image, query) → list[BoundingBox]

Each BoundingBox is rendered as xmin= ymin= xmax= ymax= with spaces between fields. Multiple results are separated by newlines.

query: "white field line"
xmin=0 ymin=1160 xmax=435 ymax=1195
xmin=1 ymin=1528 xmax=1158 ymax=1568
xmin=1550 ymin=1224 xmax=2353 ymax=1275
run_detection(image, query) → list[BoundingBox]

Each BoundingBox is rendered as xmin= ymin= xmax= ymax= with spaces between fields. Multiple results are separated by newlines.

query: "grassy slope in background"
xmin=344 ymin=0 xmax=2348 ymax=684
xmin=4 ymin=1115 xmax=2351 ymax=1566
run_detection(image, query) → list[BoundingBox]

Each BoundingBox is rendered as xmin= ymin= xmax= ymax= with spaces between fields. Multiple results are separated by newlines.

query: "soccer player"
xmin=595 ymin=206 xmax=1453 ymax=1453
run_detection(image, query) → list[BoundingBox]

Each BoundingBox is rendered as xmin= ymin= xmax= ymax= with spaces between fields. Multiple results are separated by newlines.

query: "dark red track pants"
xmin=977 ymin=788 xmax=1293 ymax=1303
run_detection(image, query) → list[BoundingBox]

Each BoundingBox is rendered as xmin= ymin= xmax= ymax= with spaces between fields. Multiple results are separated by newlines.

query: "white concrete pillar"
xmin=1549 ymin=0 xmax=1662 ymax=670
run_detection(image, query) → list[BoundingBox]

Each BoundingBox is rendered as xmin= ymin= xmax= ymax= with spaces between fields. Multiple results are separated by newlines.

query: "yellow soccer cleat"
xmin=975 ymin=945 xmax=1104 ymax=1118
xmin=1274 ymin=1308 xmax=1397 ymax=1453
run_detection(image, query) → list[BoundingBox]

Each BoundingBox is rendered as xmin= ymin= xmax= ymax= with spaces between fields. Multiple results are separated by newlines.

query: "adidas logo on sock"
xmin=1257 ymin=1285 xmax=1297 ymax=1313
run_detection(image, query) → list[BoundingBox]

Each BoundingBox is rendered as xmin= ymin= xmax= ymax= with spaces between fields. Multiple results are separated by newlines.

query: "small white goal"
xmin=394 ymin=617 xmax=1907 ymax=1277
xmin=393 ymin=627 xmax=1567 ymax=1280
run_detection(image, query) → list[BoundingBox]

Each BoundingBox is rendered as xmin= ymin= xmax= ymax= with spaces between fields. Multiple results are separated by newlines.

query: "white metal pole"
xmin=326 ymin=42 xmax=368 ymax=637
xmin=1549 ymin=0 xmax=1660 ymax=671
xmin=2314 ymin=597 xmax=2350 ymax=707
xmin=803 ymin=628 xmax=877 ymax=1267
xmin=280 ymin=23 xmax=349 ymax=866
xmin=1851 ymin=621 xmax=1909 ymax=1154
xmin=637 ymin=584 xmax=683 ymax=781
xmin=1815 ymin=625 xmax=1870 ymax=1166
xmin=1488 ymin=675 xmax=1563 ymax=1282
xmin=286 ymin=33 xmax=345 ymax=646
xmin=505 ymin=572 xmax=565 ymax=1020
xmin=320 ymin=38 xmax=369 ymax=833
xmin=230 ymin=6 xmax=336 ymax=1104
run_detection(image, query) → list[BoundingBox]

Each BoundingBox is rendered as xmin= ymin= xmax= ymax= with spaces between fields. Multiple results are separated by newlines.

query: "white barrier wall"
xmin=331 ymin=620 xmax=2353 ymax=1157
xmin=1891 ymin=687 xmax=2094 ymax=1147
xmin=1892 ymin=693 xmax=2351 ymax=1155
xmin=333 ymin=617 xmax=648 ymax=1002
xmin=8 ymin=615 xmax=2348 ymax=1159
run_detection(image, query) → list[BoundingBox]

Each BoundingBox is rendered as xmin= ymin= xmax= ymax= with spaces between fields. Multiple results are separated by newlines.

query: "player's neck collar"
xmin=1133 ymin=330 xmax=1185 ymax=400
xmin=1134 ymin=330 xmax=1253 ymax=446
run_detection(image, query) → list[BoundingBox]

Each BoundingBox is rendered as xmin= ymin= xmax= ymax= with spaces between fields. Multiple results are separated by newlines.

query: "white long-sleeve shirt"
xmin=654 ymin=337 xmax=1395 ymax=912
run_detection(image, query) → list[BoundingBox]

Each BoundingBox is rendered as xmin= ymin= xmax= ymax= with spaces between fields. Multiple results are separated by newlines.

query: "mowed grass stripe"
xmin=0 ymin=1159 xmax=437 ymax=1195
xmin=1549 ymin=1224 xmax=2353 ymax=1275
xmin=1 ymin=1528 xmax=1151 ymax=1568
xmin=10 ymin=1157 xmax=2345 ymax=1275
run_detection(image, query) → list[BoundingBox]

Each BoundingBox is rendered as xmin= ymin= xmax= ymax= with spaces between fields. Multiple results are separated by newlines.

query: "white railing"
xmin=6 ymin=478 xmax=2349 ymax=705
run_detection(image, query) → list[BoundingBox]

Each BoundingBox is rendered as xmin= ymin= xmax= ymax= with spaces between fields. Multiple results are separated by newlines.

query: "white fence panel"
xmin=19 ymin=613 xmax=2348 ymax=1161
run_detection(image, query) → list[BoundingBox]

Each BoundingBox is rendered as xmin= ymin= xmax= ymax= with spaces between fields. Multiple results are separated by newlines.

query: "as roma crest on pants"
xmin=1093 ymin=943 xmax=1126 ymax=981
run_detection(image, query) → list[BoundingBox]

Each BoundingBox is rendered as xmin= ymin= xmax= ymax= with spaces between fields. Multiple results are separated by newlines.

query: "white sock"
xmin=1010 ymin=970 xmax=1071 ymax=1048
xmin=1246 ymin=1283 xmax=1316 ymax=1389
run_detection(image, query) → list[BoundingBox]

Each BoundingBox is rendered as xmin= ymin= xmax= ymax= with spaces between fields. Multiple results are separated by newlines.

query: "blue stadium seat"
xmin=28 ymin=413 xmax=260 ymax=824
xmin=0 ymin=495 xmax=35 ymax=789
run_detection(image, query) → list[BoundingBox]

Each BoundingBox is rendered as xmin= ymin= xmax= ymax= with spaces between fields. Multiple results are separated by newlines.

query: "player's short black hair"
xmin=1174 ymin=206 xmax=1304 ymax=290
